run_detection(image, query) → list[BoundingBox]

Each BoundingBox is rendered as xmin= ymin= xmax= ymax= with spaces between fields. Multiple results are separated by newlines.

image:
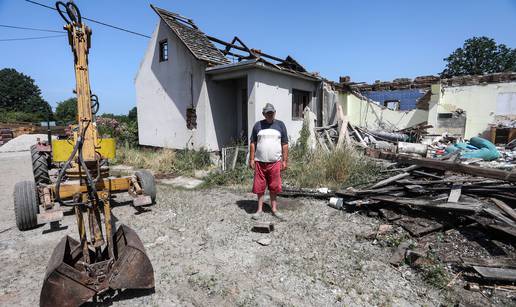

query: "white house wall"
xmin=428 ymin=82 xmax=516 ymax=138
xmin=247 ymin=69 xmax=319 ymax=144
xmin=341 ymin=92 xmax=428 ymax=131
xmin=135 ymin=20 xmax=208 ymax=150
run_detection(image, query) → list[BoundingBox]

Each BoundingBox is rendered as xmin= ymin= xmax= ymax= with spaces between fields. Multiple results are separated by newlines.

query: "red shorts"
xmin=252 ymin=161 xmax=282 ymax=194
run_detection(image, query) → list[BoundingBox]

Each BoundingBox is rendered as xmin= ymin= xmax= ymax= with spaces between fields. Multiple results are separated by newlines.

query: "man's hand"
xmin=281 ymin=160 xmax=288 ymax=171
xmin=249 ymin=160 xmax=255 ymax=170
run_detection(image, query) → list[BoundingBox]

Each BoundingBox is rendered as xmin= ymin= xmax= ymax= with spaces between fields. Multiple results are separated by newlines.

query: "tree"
xmin=0 ymin=68 xmax=53 ymax=121
xmin=55 ymin=98 xmax=77 ymax=124
xmin=441 ymin=37 xmax=516 ymax=77
xmin=128 ymin=106 xmax=137 ymax=122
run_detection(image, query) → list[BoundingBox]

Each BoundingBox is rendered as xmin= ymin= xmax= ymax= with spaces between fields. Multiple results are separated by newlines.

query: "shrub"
xmin=283 ymin=146 xmax=381 ymax=189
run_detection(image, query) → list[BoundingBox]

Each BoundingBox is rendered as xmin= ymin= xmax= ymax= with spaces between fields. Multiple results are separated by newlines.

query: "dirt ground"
xmin=0 ymin=151 xmax=500 ymax=306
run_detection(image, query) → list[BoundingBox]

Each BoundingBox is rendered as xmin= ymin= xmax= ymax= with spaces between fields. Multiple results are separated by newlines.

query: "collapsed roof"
xmin=151 ymin=5 xmax=319 ymax=80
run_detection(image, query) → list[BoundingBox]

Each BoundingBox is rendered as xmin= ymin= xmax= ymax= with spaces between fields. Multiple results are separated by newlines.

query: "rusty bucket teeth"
xmin=40 ymin=225 xmax=154 ymax=307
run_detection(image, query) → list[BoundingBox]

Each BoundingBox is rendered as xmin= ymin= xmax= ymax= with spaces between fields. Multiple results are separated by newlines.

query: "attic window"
xmin=159 ymin=40 xmax=168 ymax=62
xmin=438 ymin=113 xmax=453 ymax=119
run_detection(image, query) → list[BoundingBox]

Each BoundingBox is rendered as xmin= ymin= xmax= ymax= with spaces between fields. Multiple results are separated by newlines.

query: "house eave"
xmin=206 ymin=60 xmax=321 ymax=82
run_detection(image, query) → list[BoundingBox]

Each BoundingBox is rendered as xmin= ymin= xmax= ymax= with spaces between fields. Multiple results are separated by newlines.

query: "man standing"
xmin=249 ymin=103 xmax=288 ymax=221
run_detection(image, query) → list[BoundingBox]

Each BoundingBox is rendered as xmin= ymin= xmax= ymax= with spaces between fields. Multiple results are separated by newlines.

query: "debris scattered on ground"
xmin=280 ymin=118 xmax=516 ymax=297
xmin=256 ymin=238 xmax=272 ymax=246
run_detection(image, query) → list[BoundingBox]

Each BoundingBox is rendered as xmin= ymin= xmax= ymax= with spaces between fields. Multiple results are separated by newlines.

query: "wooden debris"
xmin=473 ymin=266 xmax=516 ymax=282
xmin=369 ymin=172 xmax=411 ymax=189
xmin=389 ymin=241 xmax=411 ymax=266
xmin=396 ymin=218 xmax=443 ymax=237
xmin=447 ymin=182 xmax=462 ymax=203
xmin=379 ymin=208 xmax=402 ymax=221
xmin=490 ymin=198 xmax=516 ymax=222
xmin=461 ymin=257 xmax=516 ymax=269
xmin=252 ymin=222 xmax=274 ymax=233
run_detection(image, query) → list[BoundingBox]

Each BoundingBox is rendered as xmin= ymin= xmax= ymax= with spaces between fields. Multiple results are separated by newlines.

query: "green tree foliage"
xmin=0 ymin=68 xmax=53 ymax=122
xmin=128 ymin=106 xmax=137 ymax=122
xmin=54 ymin=98 xmax=77 ymax=124
xmin=441 ymin=37 xmax=516 ymax=77
xmin=96 ymin=107 xmax=139 ymax=147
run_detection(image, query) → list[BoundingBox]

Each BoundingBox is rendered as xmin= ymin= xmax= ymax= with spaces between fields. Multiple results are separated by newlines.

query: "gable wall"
xmin=135 ymin=20 xmax=208 ymax=149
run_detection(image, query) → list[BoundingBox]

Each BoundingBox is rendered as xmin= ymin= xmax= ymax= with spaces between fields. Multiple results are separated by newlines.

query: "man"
xmin=249 ymin=103 xmax=288 ymax=221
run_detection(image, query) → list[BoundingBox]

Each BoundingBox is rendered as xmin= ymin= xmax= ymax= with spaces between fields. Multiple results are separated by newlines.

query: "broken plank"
xmin=323 ymin=129 xmax=335 ymax=150
xmin=491 ymin=198 xmax=516 ymax=222
xmin=461 ymin=257 xmax=516 ymax=269
xmin=482 ymin=207 xmax=516 ymax=228
xmin=412 ymin=170 xmax=444 ymax=179
xmin=396 ymin=155 xmax=516 ymax=182
xmin=335 ymin=103 xmax=350 ymax=148
xmin=447 ymin=182 xmax=462 ymax=203
xmin=371 ymin=195 xmax=482 ymax=213
xmin=370 ymin=170 xmax=415 ymax=189
xmin=349 ymin=124 xmax=368 ymax=147
xmin=396 ymin=218 xmax=443 ymax=237
xmin=473 ymin=266 xmax=516 ymax=282
xmin=335 ymin=186 xmax=404 ymax=197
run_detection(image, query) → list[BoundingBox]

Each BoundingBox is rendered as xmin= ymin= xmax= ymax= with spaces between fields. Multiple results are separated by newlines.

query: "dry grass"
xmin=283 ymin=146 xmax=382 ymax=189
xmin=115 ymin=145 xmax=210 ymax=175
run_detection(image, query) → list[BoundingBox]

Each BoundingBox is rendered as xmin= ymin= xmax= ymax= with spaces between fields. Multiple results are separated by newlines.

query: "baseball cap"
xmin=262 ymin=103 xmax=276 ymax=113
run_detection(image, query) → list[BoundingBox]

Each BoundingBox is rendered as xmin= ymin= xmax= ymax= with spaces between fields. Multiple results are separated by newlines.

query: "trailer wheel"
xmin=135 ymin=170 xmax=156 ymax=204
xmin=14 ymin=181 xmax=39 ymax=231
xmin=31 ymin=145 xmax=50 ymax=185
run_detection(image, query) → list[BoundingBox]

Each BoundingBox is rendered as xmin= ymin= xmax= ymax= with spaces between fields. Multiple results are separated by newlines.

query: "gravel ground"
xmin=0 ymin=151 xmax=474 ymax=306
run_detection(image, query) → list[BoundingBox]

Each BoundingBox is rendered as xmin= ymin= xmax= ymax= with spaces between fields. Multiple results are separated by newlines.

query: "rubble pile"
xmin=285 ymin=117 xmax=516 ymax=293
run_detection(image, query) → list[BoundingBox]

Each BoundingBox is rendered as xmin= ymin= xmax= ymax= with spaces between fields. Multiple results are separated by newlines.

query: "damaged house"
xmin=136 ymin=6 xmax=321 ymax=150
xmin=339 ymin=73 xmax=516 ymax=141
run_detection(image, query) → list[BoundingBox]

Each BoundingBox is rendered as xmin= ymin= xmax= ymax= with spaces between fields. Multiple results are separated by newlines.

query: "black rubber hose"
xmin=54 ymin=133 xmax=82 ymax=207
xmin=55 ymin=121 xmax=89 ymax=207
xmin=55 ymin=1 xmax=71 ymax=24
xmin=55 ymin=1 xmax=82 ymax=25
xmin=65 ymin=2 xmax=82 ymax=25
xmin=90 ymin=94 xmax=99 ymax=115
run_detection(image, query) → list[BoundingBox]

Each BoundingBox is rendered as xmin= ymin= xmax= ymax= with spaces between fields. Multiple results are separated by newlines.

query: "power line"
xmin=24 ymin=0 xmax=151 ymax=38
xmin=0 ymin=24 xmax=65 ymax=33
xmin=0 ymin=34 xmax=66 ymax=41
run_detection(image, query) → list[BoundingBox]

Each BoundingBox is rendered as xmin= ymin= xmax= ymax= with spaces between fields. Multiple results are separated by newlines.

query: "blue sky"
xmin=1 ymin=0 xmax=515 ymax=114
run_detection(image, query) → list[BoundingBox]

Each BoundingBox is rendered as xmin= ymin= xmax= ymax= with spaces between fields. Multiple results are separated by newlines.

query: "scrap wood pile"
xmin=328 ymin=154 xmax=516 ymax=289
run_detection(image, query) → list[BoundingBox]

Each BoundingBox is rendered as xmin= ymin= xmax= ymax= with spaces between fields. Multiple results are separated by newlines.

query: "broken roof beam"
xmin=207 ymin=35 xmax=286 ymax=63
xmin=395 ymin=155 xmax=516 ymax=182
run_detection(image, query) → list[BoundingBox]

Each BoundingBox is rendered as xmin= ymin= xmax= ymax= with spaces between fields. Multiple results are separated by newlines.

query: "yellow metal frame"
xmin=52 ymin=138 xmax=116 ymax=162
xmin=51 ymin=177 xmax=132 ymax=200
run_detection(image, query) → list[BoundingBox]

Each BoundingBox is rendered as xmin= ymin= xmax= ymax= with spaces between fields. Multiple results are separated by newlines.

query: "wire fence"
xmin=221 ymin=146 xmax=248 ymax=171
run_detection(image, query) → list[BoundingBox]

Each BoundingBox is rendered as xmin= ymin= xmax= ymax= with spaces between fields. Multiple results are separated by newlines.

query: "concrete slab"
xmin=159 ymin=176 xmax=204 ymax=189
xmin=0 ymin=134 xmax=55 ymax=153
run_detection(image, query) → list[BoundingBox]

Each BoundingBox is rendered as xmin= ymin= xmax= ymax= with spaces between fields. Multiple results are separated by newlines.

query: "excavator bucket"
xmin=40 ymin=224 xmax=154 ymax=307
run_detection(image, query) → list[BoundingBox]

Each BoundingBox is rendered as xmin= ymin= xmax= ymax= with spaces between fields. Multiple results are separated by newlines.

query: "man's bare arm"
xmin=281 ymin=143 xmax=288 ymax=170
xmin=249 ymin=142 xmax=256 ymax=169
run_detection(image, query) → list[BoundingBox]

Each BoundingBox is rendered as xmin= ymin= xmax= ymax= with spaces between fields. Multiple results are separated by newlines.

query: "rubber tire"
xmin=14 ymin=181 xmax=39 ymax=231
xmin=30 ymin=145 xmax=50 ymax=185
xmin=135 ymin=170 xmax=156 ymax=204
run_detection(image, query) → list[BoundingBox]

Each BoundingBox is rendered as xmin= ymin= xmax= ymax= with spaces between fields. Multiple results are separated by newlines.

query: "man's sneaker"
xmin=251 ymin=211 xmax=262 ymax=220
xmin=272 ymin=211 xmax=287 ymax=221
